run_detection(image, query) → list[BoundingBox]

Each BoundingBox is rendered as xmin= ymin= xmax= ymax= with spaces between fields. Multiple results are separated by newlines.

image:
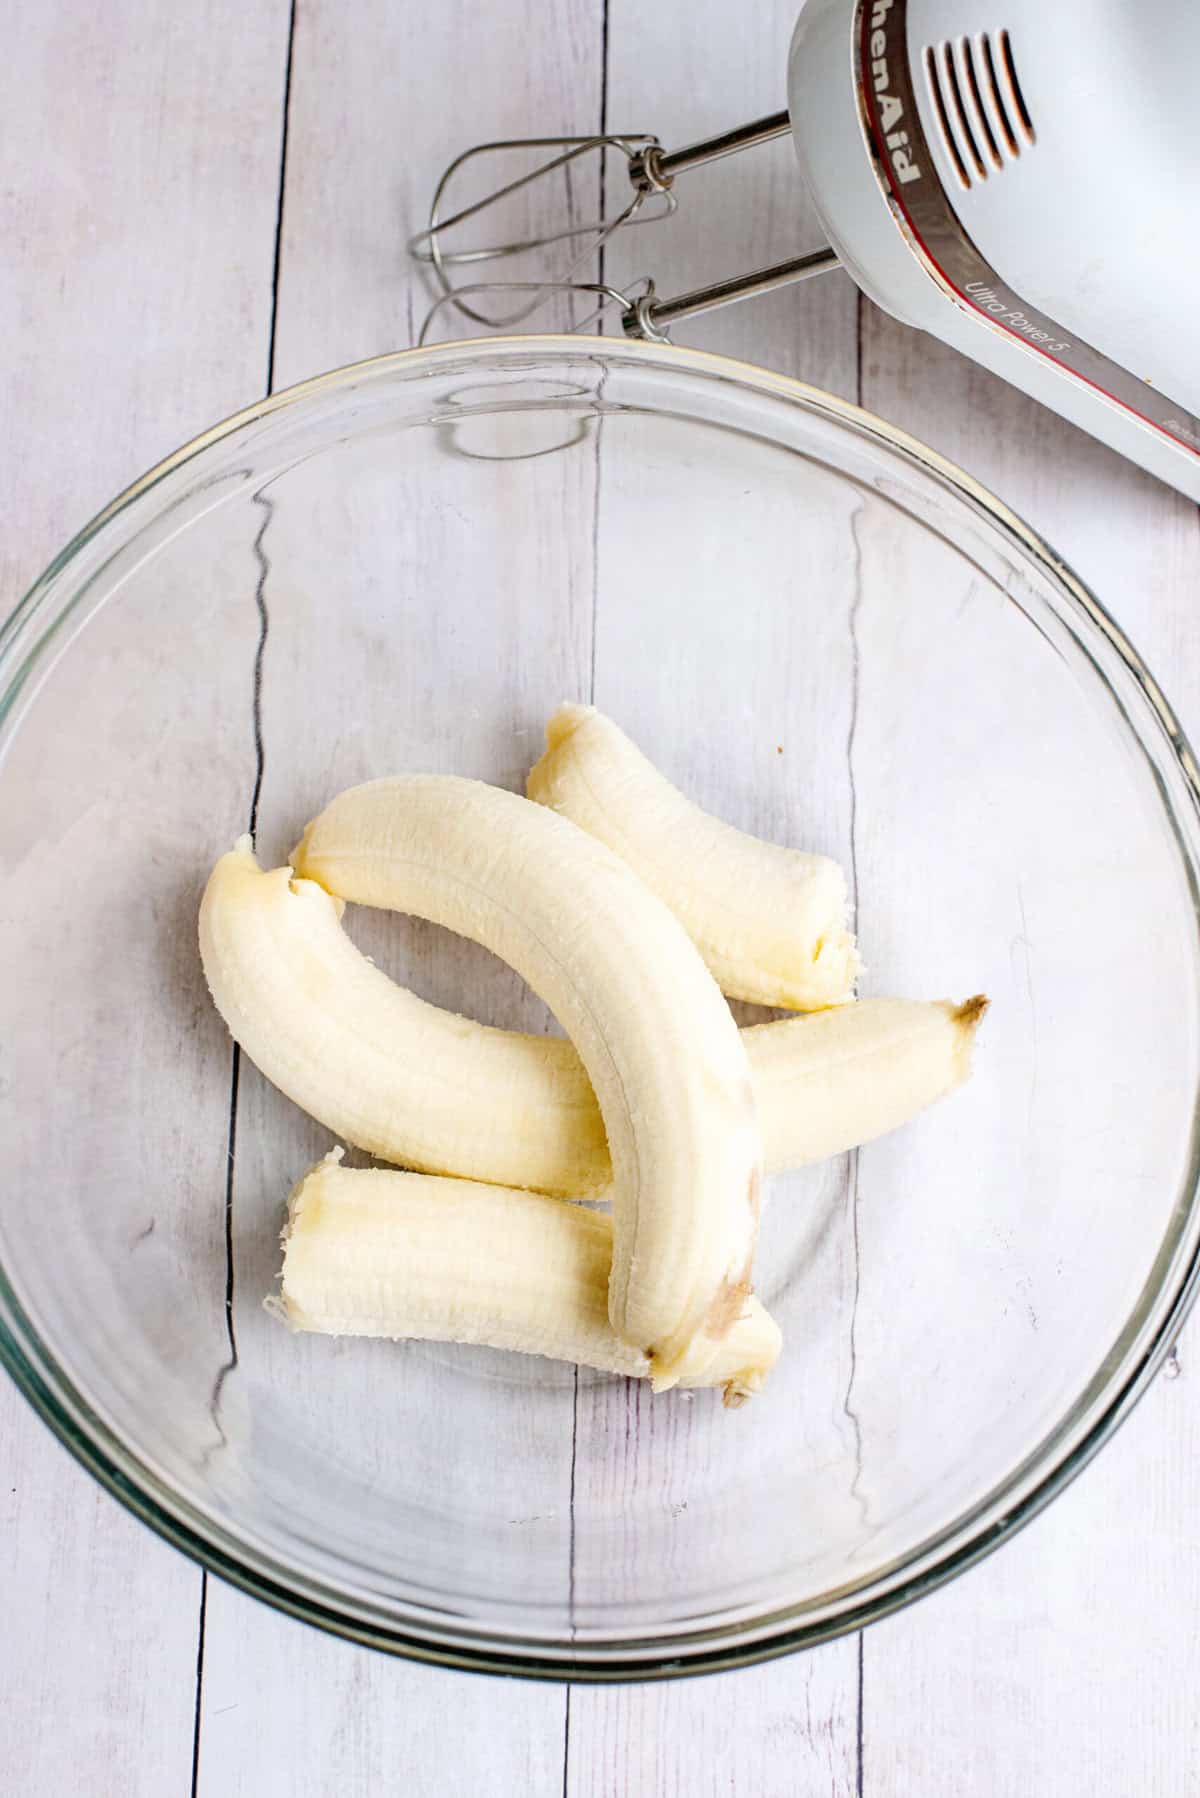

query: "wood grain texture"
xmin=564 ymin=0 xmax=862 ymax=1776
xmin=192 ymin=2 xmax=601 ymax=1789
xmin=602 ymin=0 xmax=859 ymax=395
xmin=270 ymin=0 xmax=606 ymax=385
xmin=855 ymin=312 xmax=1200 ymax=1797
xmin=864 ymin=1361 xmax=1200 ymax=1797
xmin=565 ymin=1653 xmax=859 ymax=1798
xmin=196 ymin=1604 xmax=566 ymax=1798
xmin=0 ymin=3 xmax=291 ymax=1794
xmin=0 ymin=0 xmax=292 ymax=608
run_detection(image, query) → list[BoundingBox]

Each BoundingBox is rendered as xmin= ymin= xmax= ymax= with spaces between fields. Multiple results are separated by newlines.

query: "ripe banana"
xmin=275 ymin=1151 xmax=782 ymax=1406
xmin=199 ymin=837 xmax=610 ymax=1196
xmin=291 ymin=776 xmax=762 ymax=1389
xmin=747 ymin=995 xmax=988 ymax=1169
xmin=200 ymin=844 xmax=985 ymax=1193
xmin=527 ymin=705 xmax=860 ymax=1010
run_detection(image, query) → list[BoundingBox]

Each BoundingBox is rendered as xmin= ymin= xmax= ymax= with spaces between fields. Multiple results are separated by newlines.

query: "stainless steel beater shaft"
xmin=412 ymin=108 xmax=840 ymax=343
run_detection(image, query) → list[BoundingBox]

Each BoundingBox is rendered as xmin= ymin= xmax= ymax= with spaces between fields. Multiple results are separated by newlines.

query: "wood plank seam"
xmin=189 ymin=6 xmax=299 ymax=1792
xmin=563 ymin=0 xmax=611 ymax=1773
xmin=851 ymin=283 xmax=867 ymax=1798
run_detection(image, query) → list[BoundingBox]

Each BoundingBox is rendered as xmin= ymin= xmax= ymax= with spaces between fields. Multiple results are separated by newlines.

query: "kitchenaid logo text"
xmin=868 ymin=0 xmax=921 ymax=183
xmin=963 ymin=283 xmax=1070 ymax=352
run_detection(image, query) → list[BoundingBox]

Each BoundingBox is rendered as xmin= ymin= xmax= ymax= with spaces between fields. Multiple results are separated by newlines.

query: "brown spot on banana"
xmin=747 ymin=1166 xmax=762 ymax=1223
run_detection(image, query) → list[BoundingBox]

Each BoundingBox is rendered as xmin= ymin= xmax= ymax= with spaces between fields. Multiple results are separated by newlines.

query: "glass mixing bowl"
xmin=2 ymin=338 xmax=1199 ymax=1679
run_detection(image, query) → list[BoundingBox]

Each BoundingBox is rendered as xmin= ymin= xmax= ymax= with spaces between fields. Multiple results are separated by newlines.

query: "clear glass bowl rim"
xmin=3 ymin=334 xmax=1200 ymax=1681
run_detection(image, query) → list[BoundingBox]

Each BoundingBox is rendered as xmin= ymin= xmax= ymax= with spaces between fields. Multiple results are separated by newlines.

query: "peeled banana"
xmin=199 ymin=838 xmax=610 ymax=1196
xmin=275 ymin=1151 xmax=782 ymax=1406
xmin=292 ymin=775 xmax=761 ymax=1389
xmin=200 ymin=840 xmax=985 ymax=1194
xmin=527 ymin=704 xmax=860 ymax=1010
xmin=747 ymin=995 xmax=987 ymax=1169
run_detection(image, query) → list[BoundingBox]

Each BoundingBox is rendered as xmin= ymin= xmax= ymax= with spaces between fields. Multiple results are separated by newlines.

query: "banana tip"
xmin=544 ymin=702 xmax=595 ymax=752
xmin=954 ymin=994 xmax=990 ymax=1031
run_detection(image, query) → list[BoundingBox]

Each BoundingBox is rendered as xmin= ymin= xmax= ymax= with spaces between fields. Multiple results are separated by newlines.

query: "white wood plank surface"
xmin=566 ymin=1650 xmax=859 ymax=1798
xmin=192 ymin=2 xmax=599 ymax=1790
xmin=602 ymin=0 xmax=860 ymax=394
xmin=567 ymin=4 xmax=862 ymax=1776
xmin=3 ymin=2 xmax=1200 ymax=1795
xmin=0 ymin=4 xmax=291 ymax=1793
xmin=855 ymin=315 xmax=1200 ymax=1797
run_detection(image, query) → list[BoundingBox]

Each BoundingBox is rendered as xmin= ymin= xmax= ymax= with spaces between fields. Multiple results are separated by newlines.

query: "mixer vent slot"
xmin=923 ymin=31 xmax=1035 ymax=190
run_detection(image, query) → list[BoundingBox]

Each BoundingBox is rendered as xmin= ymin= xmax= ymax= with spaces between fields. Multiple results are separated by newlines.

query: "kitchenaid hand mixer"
xmin=411 ymin=0 xmax=1200 ymax=501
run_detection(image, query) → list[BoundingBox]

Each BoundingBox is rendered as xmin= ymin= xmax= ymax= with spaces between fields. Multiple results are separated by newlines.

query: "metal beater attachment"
xmin=409 ymin=111 xmax=840 ymax=345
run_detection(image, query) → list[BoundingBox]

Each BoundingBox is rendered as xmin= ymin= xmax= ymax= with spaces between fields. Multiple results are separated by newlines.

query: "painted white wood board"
xmin=855 ymin=312 xmax=1200 ymax=1797
xmin=192 ymin=4 xmax=600 ymax=1793
xmin=0 ymin=3 xmax=293 ymax=1794
xmin=602 ymin=0 xmax=860 ymax=394
xmin=564 ymin=1 xmax=863 ymax=1776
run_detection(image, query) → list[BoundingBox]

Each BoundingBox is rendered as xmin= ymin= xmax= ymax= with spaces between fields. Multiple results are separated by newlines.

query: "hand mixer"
xmin=411 ymin=0 xmax=1200 ymax=502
